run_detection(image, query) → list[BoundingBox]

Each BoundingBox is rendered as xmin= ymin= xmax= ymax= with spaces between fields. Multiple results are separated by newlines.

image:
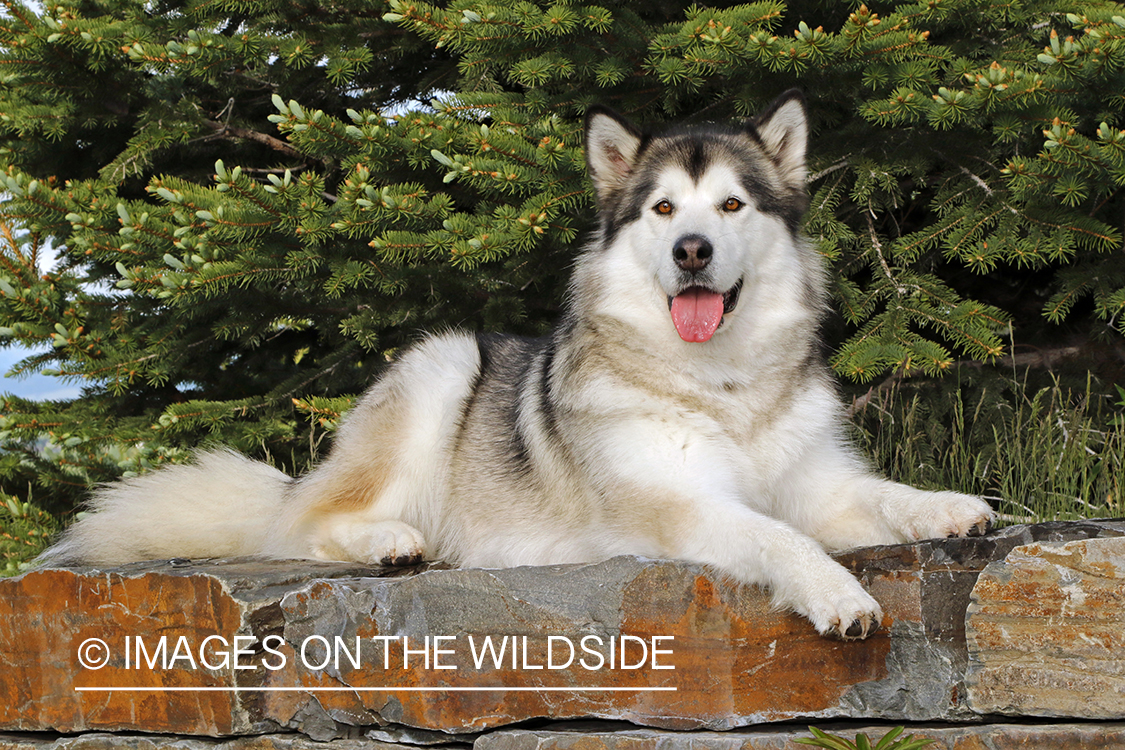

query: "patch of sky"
xmin=1 ymin=345 xmax=82 ymax=400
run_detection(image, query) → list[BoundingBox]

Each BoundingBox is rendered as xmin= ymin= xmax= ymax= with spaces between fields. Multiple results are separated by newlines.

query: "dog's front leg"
xmin=664 ymin=497 xmax=884 ymax=639
xmin=867 ymin=479 xmax=995 ymax=542
xmin=588 ymin=418 xmax=884 ymax=639
xmin=776 ymin=451 xmax=995 ymax=551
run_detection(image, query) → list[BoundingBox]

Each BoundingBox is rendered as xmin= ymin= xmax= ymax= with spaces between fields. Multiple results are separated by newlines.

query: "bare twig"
xmin=957 ymin=163 xmax=994 ymax=196
xmin=201 ymin=119 xmax=303 ymax=159
xmin=846 ymin=367 xmax=908 ymax=418
xmin=807 ymin=156 xmax=851 ymax=183
xmin=866 ymin=207 xmax=908 ymax=296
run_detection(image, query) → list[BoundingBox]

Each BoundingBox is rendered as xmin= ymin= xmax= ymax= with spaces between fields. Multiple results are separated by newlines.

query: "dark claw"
xmin=967 ymin=518 xmax=993 ymax=537
xmin=382 ymin=552 xmax=423 ymax=567
xmin=837 ymin=617 xmax=879 ymax=641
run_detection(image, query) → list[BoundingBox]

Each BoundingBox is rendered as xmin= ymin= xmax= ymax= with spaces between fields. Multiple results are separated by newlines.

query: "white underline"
xmin=75 ymin=686 xmax=677 ymax=693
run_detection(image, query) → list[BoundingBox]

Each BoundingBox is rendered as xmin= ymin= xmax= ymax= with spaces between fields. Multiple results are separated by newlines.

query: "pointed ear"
xmin=585 ymin=105 xmax=643 ymax=205
xmin=749 ymin=90 xmax=808 ymax=189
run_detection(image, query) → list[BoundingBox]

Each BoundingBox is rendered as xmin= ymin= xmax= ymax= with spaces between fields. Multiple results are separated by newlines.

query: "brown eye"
xmin=654 ymin=200 xmax=673 ymax=215
xmin=723 ymin=197 xmax=744 ymax=212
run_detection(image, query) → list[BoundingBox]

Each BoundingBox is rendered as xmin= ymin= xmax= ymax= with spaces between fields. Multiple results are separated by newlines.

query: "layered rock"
xmin=1 ymin=520 xmax=1123 ymax=739
xmin=5 ymin=721 xmax=1125 ymax=750
xmin=966 ymin=535 xmax=1125 ymax=718
xmin=477 ymin=720 xmax=1125 ymax=750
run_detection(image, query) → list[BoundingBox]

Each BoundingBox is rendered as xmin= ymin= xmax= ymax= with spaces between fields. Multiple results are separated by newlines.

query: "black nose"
xmin=673 ymin=234 xmax=713 ymax=274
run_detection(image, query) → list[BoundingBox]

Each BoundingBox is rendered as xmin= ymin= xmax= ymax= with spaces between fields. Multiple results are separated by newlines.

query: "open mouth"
xmin=666 ymin=278 xmax=744 ymax=343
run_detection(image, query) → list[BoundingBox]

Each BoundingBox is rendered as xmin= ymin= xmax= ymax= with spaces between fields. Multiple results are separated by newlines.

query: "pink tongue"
xmin=670 ymin=288 xmax=725 ymax=343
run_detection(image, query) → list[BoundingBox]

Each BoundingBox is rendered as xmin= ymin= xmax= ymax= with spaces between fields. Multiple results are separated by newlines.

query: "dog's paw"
xmin=787 ymin=566 xmax=883 ymax=640
xmin=901 ymin=491 xmax=995 ymax=541
xmin=365 ymin=520 xmax=427 ymax=566
xmin=313 ymin=519 xmax=427 ymax=566
xmin=810 ymin=587 xmax=883 ymax=640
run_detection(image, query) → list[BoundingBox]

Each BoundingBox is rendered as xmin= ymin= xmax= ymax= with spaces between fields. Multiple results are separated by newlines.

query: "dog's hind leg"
xmin=271 ymin=333 xmax=484 ymax=565
xmin=303 ymin=514 xmax=426 ymax=566
xmin=271 ymin=381 xmax=431 ymax=564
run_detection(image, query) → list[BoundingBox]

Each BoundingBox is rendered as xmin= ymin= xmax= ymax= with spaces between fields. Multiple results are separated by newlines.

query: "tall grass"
xmin=851 ymin=369 xmax=1124 ymax=524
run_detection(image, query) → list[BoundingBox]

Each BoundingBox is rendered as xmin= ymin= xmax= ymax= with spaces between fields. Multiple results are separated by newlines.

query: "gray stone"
xmin=476 ymin=720 xmax=1125 ymax=750
xmin=3 ymin=520 xmax=1125 ymax=737
xmin=0 ymin=734 xmax=464 ymax=750
xmin=8 ymin=722 xmax=1125 ymax=750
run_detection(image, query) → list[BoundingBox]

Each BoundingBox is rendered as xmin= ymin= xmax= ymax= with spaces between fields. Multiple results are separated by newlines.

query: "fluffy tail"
xmin=38 ymin=449 xmax=293 ymax=567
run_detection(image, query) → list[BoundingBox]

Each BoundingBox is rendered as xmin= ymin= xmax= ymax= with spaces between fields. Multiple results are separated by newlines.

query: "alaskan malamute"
xmin=43 ymin=91 xmax=994 ymax=639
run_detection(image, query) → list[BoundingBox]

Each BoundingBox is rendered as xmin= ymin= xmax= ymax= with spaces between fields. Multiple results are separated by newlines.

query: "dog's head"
xmin=584 ymin=92 xmax=810 ymax=343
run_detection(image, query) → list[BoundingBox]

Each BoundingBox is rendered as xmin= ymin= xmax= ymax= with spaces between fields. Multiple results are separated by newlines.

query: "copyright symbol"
xmin=77 ymin=638 xmax=110 ymax=670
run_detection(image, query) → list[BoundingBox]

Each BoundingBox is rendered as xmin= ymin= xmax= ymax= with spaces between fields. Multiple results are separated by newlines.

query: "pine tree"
xmin=1 ymin=0 xmax=1124 ymax=566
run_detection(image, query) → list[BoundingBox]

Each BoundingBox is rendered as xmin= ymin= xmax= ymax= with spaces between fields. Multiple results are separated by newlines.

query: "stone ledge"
xmin=482 ymin=720 xmax=1125 ymax=750
xmin=6 ymin=721 xmax=1125 ymax=750
xmin=0 ymin=735 xmax=466 ymax=750
xmin=1 ymin=520 xmax=1123 ymax=739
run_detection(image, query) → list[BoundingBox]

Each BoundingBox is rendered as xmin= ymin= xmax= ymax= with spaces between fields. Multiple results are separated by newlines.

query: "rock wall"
xmin=1 ymin=520 xmax=1123 ymax=749
xmin=4 ymin=722 xmax=1125 ymax=750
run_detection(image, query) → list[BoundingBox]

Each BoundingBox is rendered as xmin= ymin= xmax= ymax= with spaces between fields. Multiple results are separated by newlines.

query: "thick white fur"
xmin=43 ymin=451 xmax=294 ymax=563
xmin=42 ymin=94 xmax=994 ymax=639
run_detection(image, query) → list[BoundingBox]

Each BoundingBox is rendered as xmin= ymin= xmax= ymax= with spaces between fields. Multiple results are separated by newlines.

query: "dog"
xmin=41 ymin=91 xmax=995 ymax=639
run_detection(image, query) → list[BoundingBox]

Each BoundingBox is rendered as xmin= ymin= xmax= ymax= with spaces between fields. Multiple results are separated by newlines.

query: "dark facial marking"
xmin=595 ymin=125 xmax=809 ymax=240
xmin=686 ymin=141 xmax=710 ymax=182
xmin=601 ymin=172 xmax=656 ymax=246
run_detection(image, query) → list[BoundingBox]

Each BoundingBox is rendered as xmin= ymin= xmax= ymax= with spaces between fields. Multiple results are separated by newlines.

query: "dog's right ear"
xmin=749 ymin=90 xmax=808 ymax=191
xmin=585 ymin=106 xmax=643 ymax=204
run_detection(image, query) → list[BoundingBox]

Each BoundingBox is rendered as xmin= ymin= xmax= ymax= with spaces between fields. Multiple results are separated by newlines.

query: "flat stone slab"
xmin=478 ymin=720 xmax=1125 ymax=750
xmin=0 ymin=735 xmax=457 ymax=750
xmin=1 ymin=520 xmax=1123 ymax=737
xmin=6 ymin=722 xmax=1125 ymax=750
xmin=966 ymin=535 xmax=1125 ymax=718
xmin=0 ymin=557 xmax=420 ymax=736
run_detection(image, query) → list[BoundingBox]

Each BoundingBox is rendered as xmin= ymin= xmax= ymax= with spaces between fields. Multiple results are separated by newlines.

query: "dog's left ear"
xmin=585 ymin=105 xmax=644 ymax=204
xmin=749 ymin=90 xmax=808 ymax=189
